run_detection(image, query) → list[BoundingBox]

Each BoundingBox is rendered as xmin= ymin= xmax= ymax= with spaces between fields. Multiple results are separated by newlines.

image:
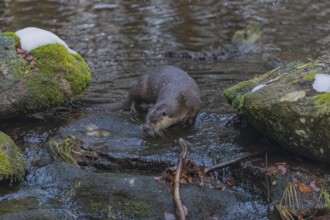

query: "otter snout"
xmin=142 ymin=124 xmax=151 ymax=133
xmin=142 ymin=124 xmax=156 ymax=136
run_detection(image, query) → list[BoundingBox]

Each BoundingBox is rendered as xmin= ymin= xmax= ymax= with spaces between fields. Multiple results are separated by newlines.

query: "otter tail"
xmin=107 ymin=97 xmax=131 ymax=112
xmin=89 ymin=97 xmax=131 ymax=112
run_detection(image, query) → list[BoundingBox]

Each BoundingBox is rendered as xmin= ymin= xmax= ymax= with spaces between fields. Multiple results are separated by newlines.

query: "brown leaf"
xmin=25 ymin=55 xmax=34 ymax=61
xmin=180 ymin=177 xmax=188 ymax=185
xmin=277 ymin=164 xmax=287 ymax=175
xmin=16 ymin=47 xmax=26 ymax=53
xmin=266 ymin=166 xmax=278 ymax=176
xmin=30 ymin=60 xmax=37 ymax=66
xmin=298 ymin=182 xmax=313 ymax=193
xmin=226 ymin=176 xmax=235 ymax=186
xmin=187 ymin=176 xmax=193 ymax=184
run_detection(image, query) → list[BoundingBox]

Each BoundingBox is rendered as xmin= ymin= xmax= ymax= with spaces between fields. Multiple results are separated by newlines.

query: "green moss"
xmin=322 ymin=189 xmax=330 ymax=210
xmin=2 ymin=32 xmax=20 ymax=46
xmin=47 ymin=136 xmax=97 ymax=165
xmin=0 ymin=197 xmax=38 ymax=214
xmin=232 ymin=94 xmax=246 ymax=111
xmin=0 ymin=150 xmax=12 ymax=179
xmin=31 ymin=44 xmax=91 ymax=94
xmin=223 ymin=79 xmax=254 ymax=105
xmin=47 ymin=137 xmax=79 ymax=166
xmin=0 ymin=132 xmax=26 ymax=182
xmin=303 ymin=71 xmax=318 ymax=80
xmin=123 ymin=200 xmax=149 ymax=218
xmin=18 ymin=44 xmax=91 ymax=111
xmin=0 ymin=33 xmax=26 ymax=79
xmin=90 ymin=201 xmax=103 ymax=212
xmin=314 ymin=93 xmax=330 ymax=114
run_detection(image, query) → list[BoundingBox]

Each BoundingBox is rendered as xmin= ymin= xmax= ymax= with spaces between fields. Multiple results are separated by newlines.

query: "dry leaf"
xmin=226 ymin=176 xmax=235 ymax=186
xmin=180 ymin=178 xmax=188 ymax=185
xmin=298 ymin=182 xmax=313 ymax=193
xmin=277 ymin=164 xmax=287 ymax=175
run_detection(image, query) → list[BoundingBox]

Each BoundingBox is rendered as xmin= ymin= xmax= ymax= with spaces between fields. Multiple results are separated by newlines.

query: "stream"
xmin=1 ymin=0 xmax=330 ymax=219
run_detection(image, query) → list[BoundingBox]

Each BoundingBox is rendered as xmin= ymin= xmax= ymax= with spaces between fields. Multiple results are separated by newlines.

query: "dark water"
xmin=1 ymin=0 xmax=330 ymax=219
xmin=2 ymin=0 xmax=330 ymax=114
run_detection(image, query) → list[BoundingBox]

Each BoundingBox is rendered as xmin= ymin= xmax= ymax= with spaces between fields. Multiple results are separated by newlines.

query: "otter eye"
xmin=162 ymin=112 xmax=167 ymax=117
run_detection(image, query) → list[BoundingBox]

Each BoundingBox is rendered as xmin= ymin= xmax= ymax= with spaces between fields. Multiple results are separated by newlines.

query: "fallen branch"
xmin=204 ymin=152 xmax=262 ymax=174
xmin=174 ymin=138 xmax=188 ymax=220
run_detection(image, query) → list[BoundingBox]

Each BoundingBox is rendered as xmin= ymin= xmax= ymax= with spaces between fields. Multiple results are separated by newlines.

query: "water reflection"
xmin=0 ymin=0 xmax=78 ymax=33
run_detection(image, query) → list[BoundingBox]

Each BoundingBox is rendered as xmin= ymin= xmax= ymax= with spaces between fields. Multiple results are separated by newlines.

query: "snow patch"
xmin=312 ymin=74 xmax=330 ymax=93
xmin=15 ymin=27 xmax=77 ymax=54
xmin=252 ymin=84 xmax=266 ymax=92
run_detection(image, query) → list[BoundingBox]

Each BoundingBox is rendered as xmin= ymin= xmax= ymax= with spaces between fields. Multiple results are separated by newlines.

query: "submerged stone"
xmin=0 ymin=31 xmax=91 ymax=119
xmin=224 ymin=55 xmax=330 ymax=163
xmin=75 ymin=172 xmax=272 ymax=219
xmin=0 ymin=132 xmax=26 ymax=183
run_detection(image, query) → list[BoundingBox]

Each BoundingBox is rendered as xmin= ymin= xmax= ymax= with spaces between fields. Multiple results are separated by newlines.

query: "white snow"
xmin=252 ymin=84 xmax=266 ymax=92
xmin=15 ymin=27 xmax=77 ymax=54
xmin=312 ymin=74 xmax=330 ymax=93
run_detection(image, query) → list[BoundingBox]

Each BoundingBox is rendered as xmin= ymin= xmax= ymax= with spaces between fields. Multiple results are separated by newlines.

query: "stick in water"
xmin=174 ymin=138 xmax=188 ymax=220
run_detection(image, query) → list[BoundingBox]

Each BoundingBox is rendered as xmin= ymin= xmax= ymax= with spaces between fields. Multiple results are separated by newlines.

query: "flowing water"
xmin=1 ymin=0 xmax=330 ymax=219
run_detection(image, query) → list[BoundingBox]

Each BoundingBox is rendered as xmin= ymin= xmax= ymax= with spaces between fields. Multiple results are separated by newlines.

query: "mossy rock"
xmin=224 ymin=55 xmax=330 ymax=163
xmin=0 ymin=132 xmax=26 ymax=182
xmin=0 ymin=32 xmax=91 ymax=119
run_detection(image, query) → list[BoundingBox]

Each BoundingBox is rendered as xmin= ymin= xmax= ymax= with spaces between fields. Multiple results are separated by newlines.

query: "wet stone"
xmin=75 ymin=172 xmax=272 ymax=220
xmin=57 ymin=113 xmax=265 ymax=173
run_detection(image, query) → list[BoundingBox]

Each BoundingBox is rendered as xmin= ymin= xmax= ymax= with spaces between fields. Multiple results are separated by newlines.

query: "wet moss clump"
xmin=47 ymin=135 xmax=98 ymax=166
xmin=223 ymin=56 xmax=330 ymax=163
xmin=0 ymin=31 xmax=92 ymax=119
xmin=31 ymin=44 xmax=91 ymax=94
xmin=0 ymin=132 xmax=26 ymax=183
xmin=20 ymin=44 xmax=91 ymax=111
xmin=314 ymin=93 xmax=330 ymax=112
xmin=2 ymin=32 xmax=20 ymax=46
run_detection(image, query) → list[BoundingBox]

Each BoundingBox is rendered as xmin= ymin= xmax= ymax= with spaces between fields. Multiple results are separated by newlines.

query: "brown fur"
xmin=110 ymin=65 xmax=201 ymax=136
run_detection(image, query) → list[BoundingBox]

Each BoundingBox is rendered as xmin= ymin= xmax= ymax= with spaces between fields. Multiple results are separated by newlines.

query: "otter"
xmin=109 ymin=65 xmax=201 ymax=136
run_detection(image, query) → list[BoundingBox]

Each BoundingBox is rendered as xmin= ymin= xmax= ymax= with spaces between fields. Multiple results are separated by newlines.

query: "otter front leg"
xmin=130 ymin=99 xmax=137 ymax=113
xmin=187 ymin=115 xmax=197 ymax=126
xmin=187 ymin=106 xmax=200 ymax=126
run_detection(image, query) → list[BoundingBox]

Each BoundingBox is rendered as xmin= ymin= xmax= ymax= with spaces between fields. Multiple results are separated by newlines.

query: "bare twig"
xmin=265 ymin=152 xmax=270 ymax=202
xmin=174 ymin=138 xmax=188 ymax=220
xmin=204 ymin=152 xmax=262 ymax=174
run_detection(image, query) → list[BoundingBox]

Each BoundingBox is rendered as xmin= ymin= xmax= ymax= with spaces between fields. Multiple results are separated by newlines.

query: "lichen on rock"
xmin=224 ymin=55 xmax=330 ymax=163
xmin=0 ymin=31 xmax=91 ymax=119
xmin=0 ymin=132 xmax=26 ymax=183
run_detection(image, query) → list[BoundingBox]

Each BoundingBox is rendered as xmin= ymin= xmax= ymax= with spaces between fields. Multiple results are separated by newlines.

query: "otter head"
xmin=142 ymin=103 xmax=182 ymax=137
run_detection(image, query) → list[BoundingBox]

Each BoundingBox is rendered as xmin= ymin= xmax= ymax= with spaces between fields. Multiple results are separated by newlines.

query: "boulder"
xmin=224 ymin=56 xmax=330 ymax=163
xmin=0 ymin=132 xmax=26 ymax=182
xmin=0 ymin=31 xmax=91 ymax=119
